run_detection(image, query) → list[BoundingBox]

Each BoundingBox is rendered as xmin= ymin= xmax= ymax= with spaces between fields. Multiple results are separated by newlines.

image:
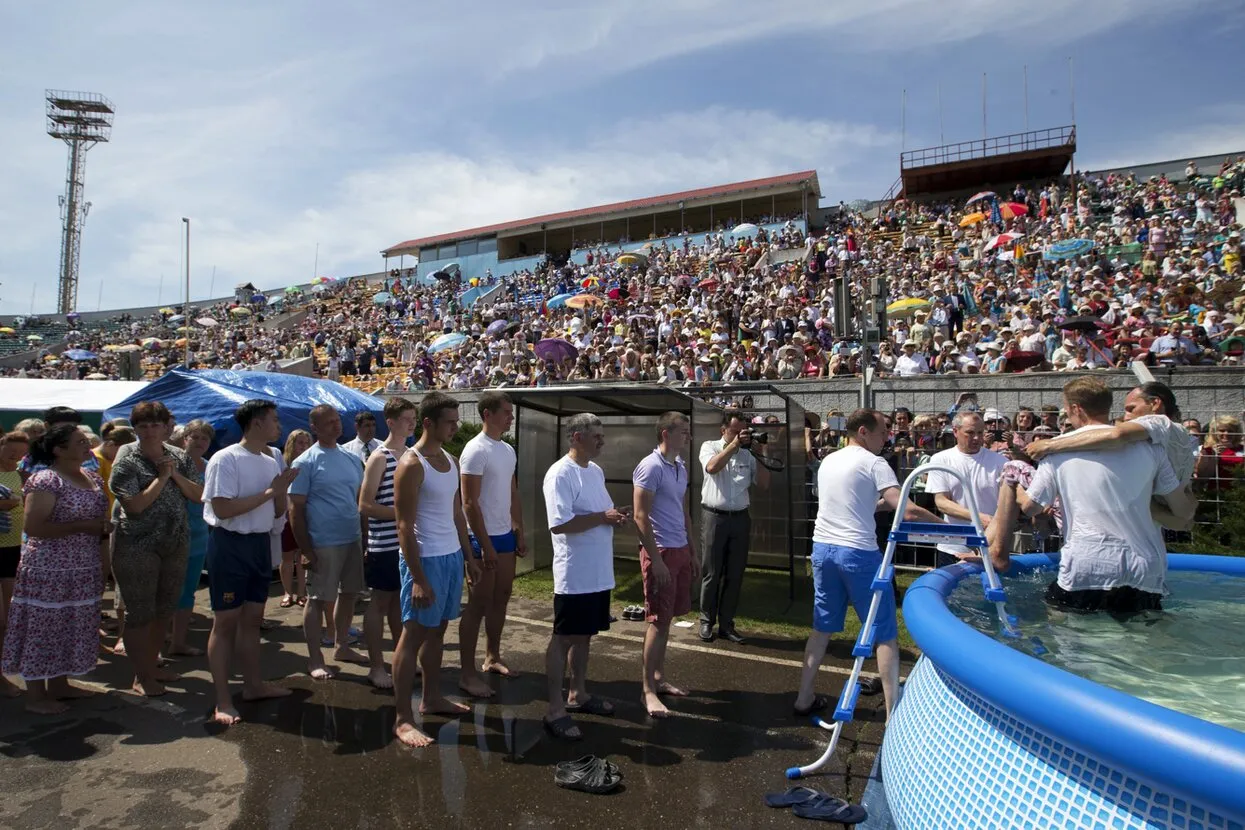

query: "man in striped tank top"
xmin=392 ymin=392 xmax=477 ymax=748
xmin=358 ymin=397 xmax=418 ymax=690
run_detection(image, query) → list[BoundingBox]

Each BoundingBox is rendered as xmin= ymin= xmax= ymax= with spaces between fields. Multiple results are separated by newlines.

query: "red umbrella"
xmin=984 ymin=232 xmax=1025 ymax=252
xmin=1004 ymin=350 xmax=1044 ymax=371
xmin=999 ymin=202 xmax=1029 ymax=220
xmin=697 ymin=277 xmax=719 ymax=290
xmin=607 ymin=287 xmax=629 ymax=300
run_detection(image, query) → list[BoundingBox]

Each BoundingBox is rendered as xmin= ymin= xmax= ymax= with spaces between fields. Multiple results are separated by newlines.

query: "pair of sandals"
xmin=279 ymin=595 xmax=308 ymax=608
xmin=620 ymin=605 xmax=646 ymax=621
xmin=764 ymin=787 xmax=867 ymax=824
xmin=555 ymin=755 xmax=622 ymax=794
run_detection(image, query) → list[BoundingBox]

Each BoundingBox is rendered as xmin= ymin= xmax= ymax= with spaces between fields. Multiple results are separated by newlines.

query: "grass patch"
xmin=513 ymin=558 xmax=919 ymax=651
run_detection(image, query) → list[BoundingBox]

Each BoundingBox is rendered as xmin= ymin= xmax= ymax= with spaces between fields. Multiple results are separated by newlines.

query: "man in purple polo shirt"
xmin=632 ymin=411 xmax=697 ymax=719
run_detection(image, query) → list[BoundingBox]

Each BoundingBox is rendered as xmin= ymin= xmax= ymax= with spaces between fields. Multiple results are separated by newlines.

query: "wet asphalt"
xmin=0 ymin=588 xmax=902 ymax=830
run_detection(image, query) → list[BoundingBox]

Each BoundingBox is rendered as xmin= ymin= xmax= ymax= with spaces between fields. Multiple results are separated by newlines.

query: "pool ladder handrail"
xmin=786 ymin=462 xmax=1017 ymax=780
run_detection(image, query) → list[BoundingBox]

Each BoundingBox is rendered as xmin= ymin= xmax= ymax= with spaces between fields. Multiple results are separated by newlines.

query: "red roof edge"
xmin=382 ymin=170 xmax=820 ymax=256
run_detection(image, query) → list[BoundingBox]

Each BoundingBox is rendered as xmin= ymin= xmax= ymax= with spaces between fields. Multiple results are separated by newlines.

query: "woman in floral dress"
xmin=1 ymin=423 xmax=110 ymax=714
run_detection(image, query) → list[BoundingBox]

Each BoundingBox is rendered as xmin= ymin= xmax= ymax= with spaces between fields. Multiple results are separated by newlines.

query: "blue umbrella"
xmin=64 ymin=349 xmax=98 ymax=361
xmin=372 ymin=292 xmax=392 ymax=305
xmin=428 ymin=332 xmax=467 ymax=354
xmin=547 ymin=292 xmax=576 ymax=309
xmin=486 ymin=319 xmax=508 ymax=337
xmin=1043 ymin=239 xmax=1095 ymax=261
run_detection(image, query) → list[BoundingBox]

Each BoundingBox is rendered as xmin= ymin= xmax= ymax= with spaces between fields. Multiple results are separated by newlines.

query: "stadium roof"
xmin=382 ymin=170 xmax=820 ymax=257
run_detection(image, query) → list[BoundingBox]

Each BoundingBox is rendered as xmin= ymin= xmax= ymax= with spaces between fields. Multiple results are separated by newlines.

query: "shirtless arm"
xmin=393 ymin=455 xmax=433 ymax=606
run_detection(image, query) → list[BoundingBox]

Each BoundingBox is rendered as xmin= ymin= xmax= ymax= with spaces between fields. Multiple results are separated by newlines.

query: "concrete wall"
xmin=376 ymin=368 xmax=1245 ymax=425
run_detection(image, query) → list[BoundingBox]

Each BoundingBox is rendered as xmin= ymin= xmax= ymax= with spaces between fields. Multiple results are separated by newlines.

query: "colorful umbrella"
xmin=732 ymin=223 xmax=759 ymax=236
xmin=565 ymin=294 xmax=603 ymax=309
xmin=886 ymin=298 xmax=931 ymax=317
xmin=159 ymin=307 xmax=176 ymax=315
xmin=312 ymin=276 xmax=335 ymax=285
xmin=959 ymin=213 xmax=986 ymax=227
xmin=1043 ymin=239 xmax=1095 ymax=261
xmin=141 ymin=337 xmax=163 ymax=347
xmin=229 ymin=306 xmax=252 ymax=316
xmin=998 ymin=202 xmax=1029 ymax=220
xmin=0 ymin=327 xmax=14 ymax=335
xmin=984 ymin=232 xmax=1025 ymax=252
xmin=616 ymin=253 xmax=647 ymax=268
xmin=285 ymin=285 xmax=302 ymax=294
xmin=607 ymin=287 xmax=629 ymax=300
xmin=534 ymin=338 xmax=579 ymax=363
xmin=581 ymin=276 xmax=600 ymax=289
xmin=547 ymin=292 xmax=576 ymax=309
xmin=428 ymin=332 xmax=467 ymax=354
xmin=697 ymin=277 xmax=720 ymax=290
xmin=1217 ymin=336 xmax=1245 ymax=354
xmin=64 ymin=349 xmax=97 ymax=361
xmin=966 ymin=192 xmax=997 ymax=205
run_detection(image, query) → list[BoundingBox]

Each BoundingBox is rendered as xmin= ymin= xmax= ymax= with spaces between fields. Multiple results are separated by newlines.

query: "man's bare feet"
xmin=242 ymin=682 xmax=291 ymax=702
xmin=656 ymin=680 xmax=688 ymax=697
xmin=332 ymin=647 xmax=368 ymax=666
xmin=482 ymin=660 xmax=519 ymax=678
xmin=457 ymin=675 xmax=494 ymax=698
xmin=154 ymin=667 xmax=182 ymax=683
xmin=211 ymin=706 xmax=242 ymax=726
xmin=26 ymin=698 xmax=70 ymax=715
xmin=420 ymin=697 xmax=470 ymax=716
xmin=394 ymin=720 xmax=435 ymax=747
xmin=309 ymin=666 xmax=337 ymax=680
xmin=643 ymin=691 xmax=670 ymax=718
xmin=131 ymin=678 xmax=166 ymax=697
xmin=367 ymin=668 xmax=394 ymax=689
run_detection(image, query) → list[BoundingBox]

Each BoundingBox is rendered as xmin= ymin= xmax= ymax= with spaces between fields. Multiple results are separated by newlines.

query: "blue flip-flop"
xmin=763 ymin=786 xmax=822 ymax=808
xmin=793 ymin=794 xmax=867 ymax=824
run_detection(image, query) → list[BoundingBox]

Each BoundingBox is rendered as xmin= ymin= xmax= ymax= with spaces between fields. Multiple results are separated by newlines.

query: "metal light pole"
xmin=182 ymin=217 xmax=191 ymax=367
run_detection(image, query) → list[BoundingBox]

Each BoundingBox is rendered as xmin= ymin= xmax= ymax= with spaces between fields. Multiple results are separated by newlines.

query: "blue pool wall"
xmin=893 ymin=553 xmax=1245 ymax=826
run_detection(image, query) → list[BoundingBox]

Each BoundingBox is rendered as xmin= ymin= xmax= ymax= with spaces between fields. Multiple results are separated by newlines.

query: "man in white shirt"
xmin=458 ymin=391 xmax=526 ymax=698
xmin=541 ymin=413 xmax=633 ymax=741
xmin=698 ymin=409 xmax=771 ymax=644
xmin=894 ymin=341 xmax=929 ymax=376
xmin=794 ymin=409 xmax=939 ymax=720
xmin=925 ymin=411 xmax=1007 ymax=567
xmin=1012 ymin=377 xmax=1196 ymax=614
xmin=341 ymin=412 xmax=381 ymax=467
xmin=202 ymin=399 xmax=298 ymax=727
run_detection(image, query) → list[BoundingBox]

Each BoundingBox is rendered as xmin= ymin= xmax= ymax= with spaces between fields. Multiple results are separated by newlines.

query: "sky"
xmin=2 ymin=0 xmax=1244 ymax=314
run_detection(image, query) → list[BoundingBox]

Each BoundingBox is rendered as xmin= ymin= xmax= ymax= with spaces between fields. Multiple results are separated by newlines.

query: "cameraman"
xmin=698 ymin=409 xmax=770 ymax=644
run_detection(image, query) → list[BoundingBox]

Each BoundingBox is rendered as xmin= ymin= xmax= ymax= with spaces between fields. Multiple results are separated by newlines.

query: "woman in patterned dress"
xmin=1 ymin=423 xmax=111 ymax=714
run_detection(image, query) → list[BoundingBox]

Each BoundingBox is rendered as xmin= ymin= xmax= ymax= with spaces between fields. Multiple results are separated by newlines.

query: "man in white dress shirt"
xmin=698 ymin=409 xmax=770 ymax=644
xmin=341 ymin=412 xmax=381 ymax=467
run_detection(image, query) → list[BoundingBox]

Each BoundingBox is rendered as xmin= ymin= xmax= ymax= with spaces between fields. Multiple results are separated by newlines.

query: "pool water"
xmin=947 ymin=567 xmax=1245 ymax=733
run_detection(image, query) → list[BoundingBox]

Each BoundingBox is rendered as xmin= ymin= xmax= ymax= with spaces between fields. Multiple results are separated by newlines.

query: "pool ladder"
xmin=786 ymin=462 xmax=1018 ymax=779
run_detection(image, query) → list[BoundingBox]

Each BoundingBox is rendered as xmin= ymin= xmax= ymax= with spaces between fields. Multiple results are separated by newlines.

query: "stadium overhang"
xmin=899 ymin=126 xmax=1076 ymax=199
xmin=381 ymin=170 xmax=821 ymax=258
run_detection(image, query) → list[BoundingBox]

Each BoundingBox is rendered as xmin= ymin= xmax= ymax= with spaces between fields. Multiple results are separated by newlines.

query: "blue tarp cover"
xmin=103 ymin=368 xmax=387 ymax=452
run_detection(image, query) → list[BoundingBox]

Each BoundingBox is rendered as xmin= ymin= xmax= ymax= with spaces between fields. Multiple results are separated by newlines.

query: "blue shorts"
xmin=206 ymin=527 xmax=272 ymax=612
xmin=468 ymin=530 xmax=517 ymax=559
xmin=178 ymin=551 xmax=207 ymax=610
xmin=399 ymin=550 xmax=464 ymax=627
xmin=811 ymin=542 xmax=898 ymax=642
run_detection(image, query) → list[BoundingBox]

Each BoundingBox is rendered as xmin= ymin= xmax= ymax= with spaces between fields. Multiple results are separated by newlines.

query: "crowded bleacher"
xmin=4 ymin=156 xmax=1243 ymax=391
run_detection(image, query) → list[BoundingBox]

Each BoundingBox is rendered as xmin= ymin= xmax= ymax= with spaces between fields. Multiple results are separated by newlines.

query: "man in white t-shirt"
xmin=457 ymin=391 xmax=526 ymax=698
xmin=794 ymin=409 xmax=939 ymax=721
xmin=925 ymin=411 xmax=1007 ymax=566
xmin=1011 ymin=377 xmax=1197 ymax=614
xmin=540 ymin=413 xmax=633 ymax=741
xmin=202 ymin=399 xmax=298 ymax=727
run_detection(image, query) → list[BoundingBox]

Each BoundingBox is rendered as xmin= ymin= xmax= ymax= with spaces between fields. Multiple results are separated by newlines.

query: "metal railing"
xmin=901 ymin=126 xmax=1076 ymax=170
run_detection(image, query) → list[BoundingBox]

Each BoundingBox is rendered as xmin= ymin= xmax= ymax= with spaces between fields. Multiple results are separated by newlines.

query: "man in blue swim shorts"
xmin=457 ymin=391 xmax=526 ymax=698
xmin=794 ymin=409 xmax=938 ymax=721
xmin=391 ymin=392 xmax=477 ymax=748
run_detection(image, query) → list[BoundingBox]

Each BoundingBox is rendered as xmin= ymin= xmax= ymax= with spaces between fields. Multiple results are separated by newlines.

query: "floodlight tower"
xmin=46 ymin=90 xmax=114 ymax=314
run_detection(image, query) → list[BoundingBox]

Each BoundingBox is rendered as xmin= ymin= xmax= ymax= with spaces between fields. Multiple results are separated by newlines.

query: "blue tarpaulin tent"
xmin=103 ymin=368 xmax=387 ymax=452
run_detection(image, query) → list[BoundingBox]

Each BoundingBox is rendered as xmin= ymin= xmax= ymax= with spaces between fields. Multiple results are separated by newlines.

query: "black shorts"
xmin=0 ymin=545 xmax=18 ymax=579
xmin=1045 ymin=581 xmax=1162 ymax=615
xmin=364 ymin=546 xmax=401 ymax=593
xmin=553 ymin=590 xmax=612 ymax=637
xmin=206 ymin=527 xmax=272 ymax=611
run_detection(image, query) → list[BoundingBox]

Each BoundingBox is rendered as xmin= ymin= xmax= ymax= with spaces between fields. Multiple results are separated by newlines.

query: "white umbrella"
xmin=196 ymin=317 xmax=218 ymax=327
xmin=732 ymin=223 xmax=759 ymax=236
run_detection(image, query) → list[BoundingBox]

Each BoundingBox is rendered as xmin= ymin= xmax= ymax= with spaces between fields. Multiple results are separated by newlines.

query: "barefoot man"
xmin=632 ymin=412 xmax=697 ymax=718
xmin=290 ymin=405 xmax=369 ymax=679
xmin=458 ymin=391 xmax=526 ymax=698
xmin=202 ymin=399 xmax=296 ymax=726
xmin=392 ymin=392 xmax=476 ymax=747
xmin=358 ymin=396 xmax=418 ymax=690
